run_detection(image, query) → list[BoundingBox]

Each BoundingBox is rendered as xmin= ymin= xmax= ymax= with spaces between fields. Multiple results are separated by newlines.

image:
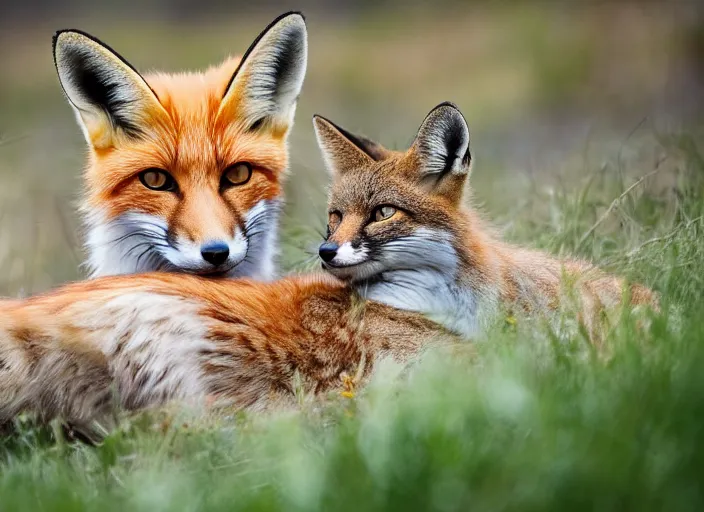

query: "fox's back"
xmin=0 ymin=271 xmax=454 ymax=425
xmin=498 ymin=246 xmax=658 ymax=314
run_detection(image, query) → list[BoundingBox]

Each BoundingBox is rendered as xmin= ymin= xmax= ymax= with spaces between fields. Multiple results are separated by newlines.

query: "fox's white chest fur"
xmin=360 ymin=268 xmax=481 ymax=339
xmin=356 ymin=229 xmax=488 ymax=340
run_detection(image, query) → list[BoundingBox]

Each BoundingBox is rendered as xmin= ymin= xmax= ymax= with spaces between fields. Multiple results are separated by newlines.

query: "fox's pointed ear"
xmin=313 ymin=115 xmax=388 ymax=175
xmin=216 ymin=12 xmax=307 ymax=134
xmin=409 ymin=102 xmax=471 ymax=202
xmin=53 ymin=30 xmax=167 ymax=148
xmin=412 ymin=102 xmax=471 ymax=179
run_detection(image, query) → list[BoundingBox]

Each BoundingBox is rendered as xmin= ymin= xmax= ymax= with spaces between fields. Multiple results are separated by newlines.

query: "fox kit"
xmin=314 ymin=102 xmax=657 ymax=340
xmin=52 ymin=12 xmax=307 ymax=279
xmin=0 ymin=103 xmax=654 ymax=430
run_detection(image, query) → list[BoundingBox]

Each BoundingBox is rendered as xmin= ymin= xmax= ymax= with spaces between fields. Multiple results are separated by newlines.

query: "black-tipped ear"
xmin=53 ymin=30 xmax=166 ymax=147
xmin=217 ymin=12 xmax=307 ymax=132
xmin=412 ymin=102 xmax=471 ymax=179
xmin=313 ymin=115 xmax=384 ymax=175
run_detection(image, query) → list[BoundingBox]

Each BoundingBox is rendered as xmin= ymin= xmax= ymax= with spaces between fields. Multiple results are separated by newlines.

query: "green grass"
xmin=0 ymin=132 xmax=702 ymax=510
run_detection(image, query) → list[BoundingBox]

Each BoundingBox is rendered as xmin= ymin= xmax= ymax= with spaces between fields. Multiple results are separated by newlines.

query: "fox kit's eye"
xmin=139 ymin=169 xmax=177 ymax=192
xmin=221 ymin=162 xmax=253 ymax=188
xmin=373 ymin=205 xmax=397 ymax=222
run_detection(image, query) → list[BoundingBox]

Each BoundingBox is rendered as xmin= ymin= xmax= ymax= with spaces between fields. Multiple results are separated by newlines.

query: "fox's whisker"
xmin=135 ymin=246 xmax=160 ymax=270
xmin=107 ymin=231 xmax=167 ymax=247
xmin=111 ymin=219 xmax=168 ymax=235
xmin=123 ymin=241 xmax=168 ymax=261
xmin=244 ymin=229 xmax=267 ymax=239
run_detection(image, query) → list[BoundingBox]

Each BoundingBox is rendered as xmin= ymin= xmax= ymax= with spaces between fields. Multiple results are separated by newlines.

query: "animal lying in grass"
xmin=314 ymin=103 xmax=657 ymax=342
xmin=0 ymin=103 xmax=655 ymax=433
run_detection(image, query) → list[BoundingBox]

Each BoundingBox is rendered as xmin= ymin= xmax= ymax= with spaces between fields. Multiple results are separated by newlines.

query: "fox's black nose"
xmin=201 ymin=242 xmax=230 ymax=266
xmin=318 ymin=242 xmax=339 ymax=263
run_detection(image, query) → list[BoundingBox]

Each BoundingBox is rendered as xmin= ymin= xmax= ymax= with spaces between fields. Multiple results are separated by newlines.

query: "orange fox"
xmin=52 ymin=12 xmax=307 ymax=279
xmin=0 ymin=103 xmax=654 ymax=430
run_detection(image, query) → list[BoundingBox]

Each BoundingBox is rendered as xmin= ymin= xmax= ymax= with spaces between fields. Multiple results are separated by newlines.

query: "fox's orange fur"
xmin=53 ymin=13 xmax=308 ymax=278
xmin=0 ymin=273 xmax=456 ymax=432
xmin=85 ymin=57 xmax=287 ymax=241
xmin=0 ymin=103 xmax=656 ymax=432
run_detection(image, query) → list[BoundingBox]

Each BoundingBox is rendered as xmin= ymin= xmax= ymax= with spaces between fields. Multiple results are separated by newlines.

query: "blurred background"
xmin=0 ymin=0 xmax=702 ymax=294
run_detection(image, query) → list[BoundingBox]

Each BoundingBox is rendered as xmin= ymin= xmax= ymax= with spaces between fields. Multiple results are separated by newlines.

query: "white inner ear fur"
xmin=57 ymin=48 xmax=147 ymax=116
xmin=219 ymin=15 xmax=307 ymax=129
xmin=415 ymin=108 xmax=470 ymax=177
xmin=54 ymin=32 xmax=163 ymax=146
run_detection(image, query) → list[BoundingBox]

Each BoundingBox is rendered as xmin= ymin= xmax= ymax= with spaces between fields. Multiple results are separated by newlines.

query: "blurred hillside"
xmin=0 ymin=1 xmax=702 ymax=293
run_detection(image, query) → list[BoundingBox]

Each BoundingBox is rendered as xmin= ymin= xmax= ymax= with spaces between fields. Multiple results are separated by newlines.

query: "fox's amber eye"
xmin=139 ymin=169 xmax=176 ymax=191
xmin=222 ymin=162 xmax=253 ymax=188
xmin=374 ymin=205 xmax=397 ymax=222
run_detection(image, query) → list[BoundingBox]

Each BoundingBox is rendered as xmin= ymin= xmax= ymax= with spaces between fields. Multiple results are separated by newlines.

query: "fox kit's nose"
xmin=201 ymin=242 xmax=230 ymax=266
xmin=319 ymin=242 xmax=339 ymax=263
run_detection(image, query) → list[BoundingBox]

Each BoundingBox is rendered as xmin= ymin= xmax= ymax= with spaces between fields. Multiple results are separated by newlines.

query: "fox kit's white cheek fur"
xmin=355 ymin=228 xmax=484 ymax=339
xmin=83 ymin=199 xmax=280 ymax=279
xmin=333 ymin=242 xmax=368 ymax=266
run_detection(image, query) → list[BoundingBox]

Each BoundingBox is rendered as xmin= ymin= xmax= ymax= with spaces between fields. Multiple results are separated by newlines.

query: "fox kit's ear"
xmin=410 ymin=102 xmax=471 ymax=202
xmin=313 ymin=115 xmax=389 ymax=175
xmin=413 ymin=102 xmax=471 ymax=178
xmin=53 ymin=30 xmax=167 ymax=149
xmin=217 ymin=12 xmax=307 ymax=134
